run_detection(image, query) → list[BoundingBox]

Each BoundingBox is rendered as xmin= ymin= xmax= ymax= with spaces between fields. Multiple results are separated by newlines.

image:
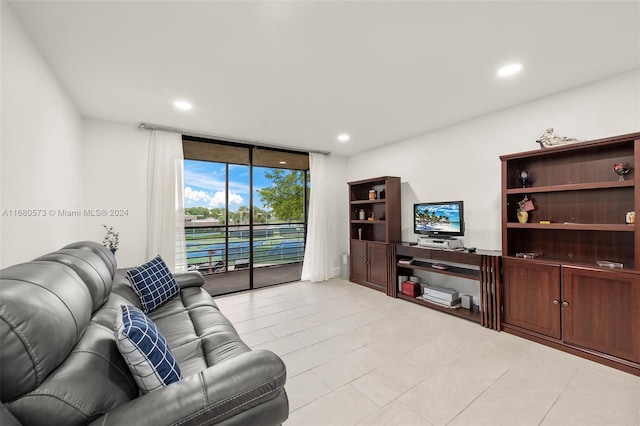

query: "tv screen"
xmin=414 ymin=201 xmax=464 ymax=237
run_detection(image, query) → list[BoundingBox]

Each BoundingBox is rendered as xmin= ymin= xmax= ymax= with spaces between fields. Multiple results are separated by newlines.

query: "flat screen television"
xmin=414 ymin=201 xmax=464 ymax=238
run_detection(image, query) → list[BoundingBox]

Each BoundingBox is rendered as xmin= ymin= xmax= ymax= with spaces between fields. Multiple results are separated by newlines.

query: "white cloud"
xmin=185 ymin=187 xmax=244 ymax=208
xmin=228 ymin=193 xmax=244 ymax=206
xmin=211 ymin=191 xmax=244 ymax=207
xmin=185 ymin=187 xmax=211 ymax=202
xmin=209 ymin=191 xmax=226 ymax=207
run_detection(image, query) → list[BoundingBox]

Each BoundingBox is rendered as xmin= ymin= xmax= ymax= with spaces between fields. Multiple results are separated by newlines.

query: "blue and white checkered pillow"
xmin=115 ymin=305 xmax=182 ymax=394
xmin=127 ymin=255 xmax=179 ymax=313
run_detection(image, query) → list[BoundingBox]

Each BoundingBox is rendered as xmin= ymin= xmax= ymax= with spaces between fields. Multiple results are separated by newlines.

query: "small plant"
xmin=102 ymin=225 xmax=119 ymax=252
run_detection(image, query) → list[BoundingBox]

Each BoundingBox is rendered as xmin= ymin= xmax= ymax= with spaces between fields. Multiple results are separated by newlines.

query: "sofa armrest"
xmin=89 ymin=350 xmax=288 ymax=426
xmin=173 ymin=271 xmax=204 ymax=288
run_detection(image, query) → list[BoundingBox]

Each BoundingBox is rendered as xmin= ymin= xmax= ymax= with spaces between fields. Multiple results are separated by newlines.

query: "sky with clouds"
xmin=184 ymin=160 xmax=272 ymax=211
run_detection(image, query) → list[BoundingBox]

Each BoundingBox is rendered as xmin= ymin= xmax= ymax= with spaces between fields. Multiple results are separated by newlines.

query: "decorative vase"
xmin=613 ymin=162 xmax=630 ymax=181
xmin=517 ymin=211 xmax=529 ymax=223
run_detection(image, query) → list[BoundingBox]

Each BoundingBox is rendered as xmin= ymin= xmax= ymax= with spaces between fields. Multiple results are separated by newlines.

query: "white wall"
xmin=80 ymin=119 xmax=150 ymax=268
xmin=1 ymin=3 xmax=84 ymax=267
xmin=347 ymin=70 xmax=640 ymax=253
xmin=0 ymin=3 xmax=150 ymax=269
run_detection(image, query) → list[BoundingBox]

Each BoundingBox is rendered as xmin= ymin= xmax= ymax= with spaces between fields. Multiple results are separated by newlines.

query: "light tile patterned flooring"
xmin=215 ymin=278 xmax=640 ymax=426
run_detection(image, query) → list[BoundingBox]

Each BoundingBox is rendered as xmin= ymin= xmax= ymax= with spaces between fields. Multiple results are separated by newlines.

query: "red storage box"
xmin=401 ymin=281 xmax=421 ymax=297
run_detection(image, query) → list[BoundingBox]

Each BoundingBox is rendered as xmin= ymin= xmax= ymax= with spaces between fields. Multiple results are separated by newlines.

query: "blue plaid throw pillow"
xmin=115 ymin=305 xmax=182 ymax=393
xmin=127 ymin=255 xmax=179 ymax=313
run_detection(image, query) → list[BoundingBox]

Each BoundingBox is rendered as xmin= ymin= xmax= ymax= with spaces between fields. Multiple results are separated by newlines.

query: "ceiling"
xmin=8 ymin=1 xmax=640 ymax=156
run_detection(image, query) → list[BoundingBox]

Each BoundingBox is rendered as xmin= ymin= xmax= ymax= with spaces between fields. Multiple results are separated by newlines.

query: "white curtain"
xmin=301 ymin=152 xmax=335 ymax=282
xmin=147 ymin=130 xmax=187 ymax=273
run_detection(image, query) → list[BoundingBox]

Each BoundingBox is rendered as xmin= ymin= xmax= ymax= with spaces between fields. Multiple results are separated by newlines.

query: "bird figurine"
xmin=535 ymin=128 xmax=580 ymax=148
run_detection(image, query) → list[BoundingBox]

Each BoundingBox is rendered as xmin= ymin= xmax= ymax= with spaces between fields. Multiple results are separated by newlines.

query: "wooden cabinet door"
xmin=367 ymin=242 xmax=388 ymax=289
xmin=350 ymin=240 xmax=368 ymax=283
xmin=562 ymin=267 xmax=640 ymax=363
xmin=502 ymin=258 xmax=562 ymax=339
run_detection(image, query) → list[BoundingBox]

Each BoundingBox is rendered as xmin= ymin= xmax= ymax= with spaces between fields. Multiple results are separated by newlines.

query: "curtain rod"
xmin=138 ymin=122 xmax=331 ymax=156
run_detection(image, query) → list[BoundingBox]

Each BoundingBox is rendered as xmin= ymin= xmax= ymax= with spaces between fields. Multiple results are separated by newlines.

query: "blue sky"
xmin=184 ymin=160 xmax=272 ymax=210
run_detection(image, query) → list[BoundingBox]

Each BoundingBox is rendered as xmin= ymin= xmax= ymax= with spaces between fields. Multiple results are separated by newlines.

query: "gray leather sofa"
xmin=0 ymin=241 xmax=288 ymax=426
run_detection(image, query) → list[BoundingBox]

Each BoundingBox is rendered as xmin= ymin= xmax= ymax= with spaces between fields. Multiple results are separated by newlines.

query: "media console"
xmin=391 ymin=243 xmax=502 ymax=330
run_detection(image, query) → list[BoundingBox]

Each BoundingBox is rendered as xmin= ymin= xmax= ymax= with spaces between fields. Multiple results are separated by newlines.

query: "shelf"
xmin=502 ymin=255 xmax=637 ymax=272
xmin=397 ymin=293 xmax=481 ymax=323
xmin=506 ymin=180 xmax=634 ymax=194
xmin=506 ymin=223 xmax=634 ymax=232
xmin=351 ymin=220 xmax=385 ymax=224
xmin=398 ymin=260 xmax=480 ymax=281
xmin=351 ymin=199 xmax=386 ymax=205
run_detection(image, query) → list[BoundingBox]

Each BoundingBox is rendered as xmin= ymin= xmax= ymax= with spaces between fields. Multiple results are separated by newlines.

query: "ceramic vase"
xmin=517 ymin=211 xmax=528 ymax=223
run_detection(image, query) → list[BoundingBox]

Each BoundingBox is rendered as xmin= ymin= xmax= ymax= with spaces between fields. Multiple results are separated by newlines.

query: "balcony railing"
xmin=185 ymin=222 xmax=305 ymax=275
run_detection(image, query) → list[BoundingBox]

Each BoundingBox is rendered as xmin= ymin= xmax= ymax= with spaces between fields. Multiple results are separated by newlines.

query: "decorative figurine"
xmin=536 ymin=128 xmax=580 ymax=148
xmin=519 ymin=170 xmax=528 ymax=188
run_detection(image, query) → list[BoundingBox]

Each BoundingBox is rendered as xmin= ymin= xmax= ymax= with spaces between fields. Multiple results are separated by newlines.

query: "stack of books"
xmin=421 ymin=284 xmax=460 ymax=307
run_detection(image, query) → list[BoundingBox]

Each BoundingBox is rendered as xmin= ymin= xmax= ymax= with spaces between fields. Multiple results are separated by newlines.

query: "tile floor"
xmin=215 ymin=278 xmax=640 ymax=426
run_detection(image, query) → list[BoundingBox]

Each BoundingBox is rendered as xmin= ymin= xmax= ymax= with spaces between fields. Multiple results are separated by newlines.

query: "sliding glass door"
xmin=251 ymin=165 xmax=307 ymax=288
xmin=182 ymin=138 xmax=309 ymax=296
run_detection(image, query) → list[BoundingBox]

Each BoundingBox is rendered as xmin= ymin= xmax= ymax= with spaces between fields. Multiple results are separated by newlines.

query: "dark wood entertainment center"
xmin=500 ymin=131 xmax=639 ymax=376
xmin=349 ymin=131 xmax=639 ymax=376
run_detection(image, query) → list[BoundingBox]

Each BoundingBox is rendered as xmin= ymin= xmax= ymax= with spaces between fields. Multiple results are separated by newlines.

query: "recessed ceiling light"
xmin=279 ymin=161 xmax=287 ymax=165
xmin=497 ymin=63 xmax=522 ymax=78
xmin=174 ymin=100 xmax=193 ymax=110
xmin=338 ymin=134 xmax=350 ymax=142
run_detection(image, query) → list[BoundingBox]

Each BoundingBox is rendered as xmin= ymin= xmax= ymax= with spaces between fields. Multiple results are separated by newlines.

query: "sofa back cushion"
xmin=35 ymin=248 xmax=113 ymax=312
xmin=0 ymin=242 xmax=140 ymax=425
xmin=0 ymin=261 xmax=93 ymax=401
xmin=4 ymin=323 xmax=138 ymax=425
xmin=63 ymin=241 xmax=117 ymax=277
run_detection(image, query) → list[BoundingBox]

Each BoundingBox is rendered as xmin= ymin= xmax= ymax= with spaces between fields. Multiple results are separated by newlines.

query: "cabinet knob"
xmin=552 ymin=299 xmax=559 ymax=305
xmin=562 ymin=301 xmax=569 ymax=307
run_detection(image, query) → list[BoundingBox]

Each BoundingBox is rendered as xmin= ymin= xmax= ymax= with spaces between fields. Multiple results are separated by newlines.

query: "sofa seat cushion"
xmin=126 ymin=256 xmax=179 ymax=313
xmin=115 ymin=305 xmax=182 ymax=394
xmin=146 ymin=289 xmax=251 ymax=378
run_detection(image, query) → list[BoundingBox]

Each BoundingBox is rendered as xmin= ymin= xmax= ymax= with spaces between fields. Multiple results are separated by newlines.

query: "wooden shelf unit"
xmin=392 ymin=244 xmax=502 ymax=330
xmin=501 ymin=132 xmax=639 ymax=268
xmin=500 ymin=132 xmax=640 ymax=376
xmin=348 ymin=176 xmax=401 ymax=293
